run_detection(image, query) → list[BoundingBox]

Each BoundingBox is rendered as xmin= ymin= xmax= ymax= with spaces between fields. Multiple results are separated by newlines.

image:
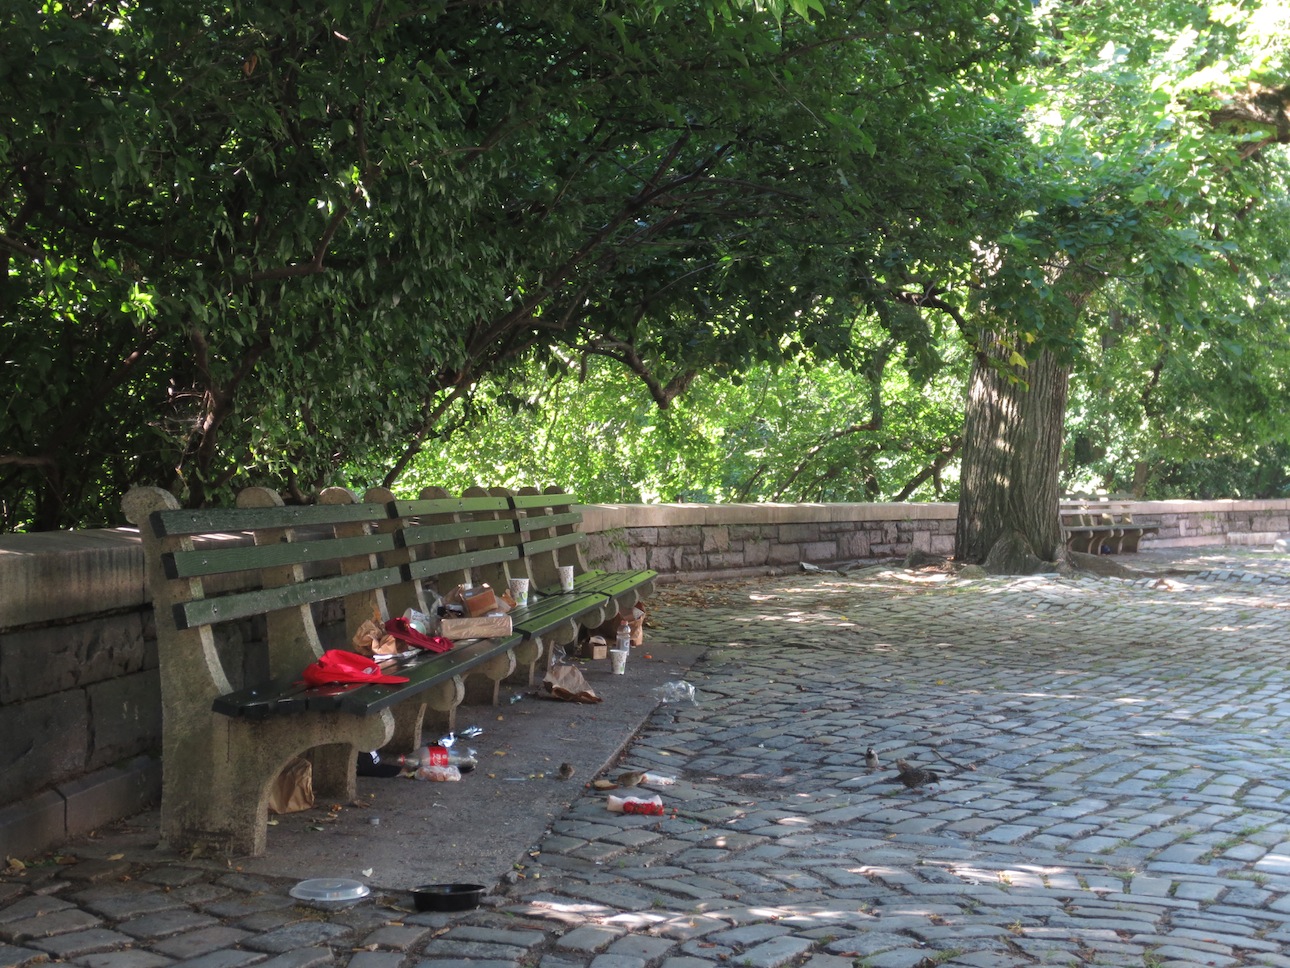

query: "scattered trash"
xmin=290 ymin=878 xmax=370 ymax=903
xmin=653 ymin=680 xmax=697 ymax=704
xmin=606 ymin=794 xmax=665 ymax=815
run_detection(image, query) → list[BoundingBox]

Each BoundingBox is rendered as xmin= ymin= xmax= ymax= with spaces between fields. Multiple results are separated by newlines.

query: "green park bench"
xmin=1059 ymin=494 xmax=1160 ymax=555
xmin=121 ymin=483 xmax=652 ymax=857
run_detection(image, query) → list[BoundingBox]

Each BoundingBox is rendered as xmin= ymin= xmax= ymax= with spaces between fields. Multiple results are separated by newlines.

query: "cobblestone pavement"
xmin=6 ymin=547 xmax=1290 ymax=968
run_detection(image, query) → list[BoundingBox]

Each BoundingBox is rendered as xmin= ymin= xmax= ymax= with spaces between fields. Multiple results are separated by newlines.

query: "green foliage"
xmin=2 ymin=0 xmax=1032 ymax=529
xmin=397 ymin=321 xmax=969 ymax=505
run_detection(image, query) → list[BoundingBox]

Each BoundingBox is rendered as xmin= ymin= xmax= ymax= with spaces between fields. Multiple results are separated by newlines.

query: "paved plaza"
xmin=5 ymin=546 xmax=1290 ymax=967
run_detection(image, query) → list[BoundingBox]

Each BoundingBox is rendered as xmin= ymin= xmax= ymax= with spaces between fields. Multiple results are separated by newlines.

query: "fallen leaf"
xmin=107 ymin=853 xmax=125 ymax=861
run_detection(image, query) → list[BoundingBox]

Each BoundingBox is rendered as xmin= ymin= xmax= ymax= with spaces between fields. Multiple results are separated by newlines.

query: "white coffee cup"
xmin=557 ymin=565 xmax=575 ymax=593
xmin=508 ymin=577 xmax=529 ymax=606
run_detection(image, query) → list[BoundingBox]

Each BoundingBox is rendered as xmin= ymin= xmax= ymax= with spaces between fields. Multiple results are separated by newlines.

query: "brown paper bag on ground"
xmin=542 ymin=662 xmax=602 ymax=704
xmin=268 ymin=756 xmax=314 ymax=814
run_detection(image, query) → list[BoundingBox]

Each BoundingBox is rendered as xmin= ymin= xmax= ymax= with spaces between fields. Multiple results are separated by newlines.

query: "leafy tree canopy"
xmin=2 ymin=0 xmax=1033 ymax=530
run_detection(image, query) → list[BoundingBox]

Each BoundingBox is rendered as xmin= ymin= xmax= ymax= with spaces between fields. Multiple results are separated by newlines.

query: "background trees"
xmin=2 ymin=0 xmax=1030 ymax=531
xmin=3 ymin=1 xmax=1288 ymax=543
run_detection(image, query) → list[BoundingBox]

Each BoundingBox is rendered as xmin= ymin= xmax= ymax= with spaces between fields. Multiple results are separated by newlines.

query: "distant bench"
xmin=1059 ymin=494 xmax=1159 ymax=555
xmin=122 ymin=484 xmax=654 ymax=856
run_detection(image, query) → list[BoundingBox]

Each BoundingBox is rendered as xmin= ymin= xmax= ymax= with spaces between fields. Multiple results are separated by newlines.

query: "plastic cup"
xmin=508 ymin=578 xmax=529 ymax=607
xmin=557 ymin=565 xmax=575 ymax=593
xmin=610 ymin=649 xmax=628 ymax=675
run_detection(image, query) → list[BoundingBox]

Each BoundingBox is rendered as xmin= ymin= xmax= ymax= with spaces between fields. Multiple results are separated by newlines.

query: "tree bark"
xmin=955 ymin=342 xmax=1069 ymax=563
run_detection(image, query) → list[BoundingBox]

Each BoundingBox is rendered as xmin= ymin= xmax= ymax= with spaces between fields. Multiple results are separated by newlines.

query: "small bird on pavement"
xmin=895 ymin=759 xmax=940 ymax=791
xmin=616 ymin=770 xmax=646 ymax=788
xmin=557 ymin=762 xmax=575 ymax=780
xmin=865 ymin=747 xmax=881 ymax=772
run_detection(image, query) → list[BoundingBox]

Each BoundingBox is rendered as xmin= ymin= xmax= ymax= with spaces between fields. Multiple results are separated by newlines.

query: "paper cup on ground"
xmin=610 ymin=649 xmax=628 ymax=675
xmin=508 ymin=578 xmax=529 ymax=607
xmin=557 ymin=565 xmax=575 ymax=593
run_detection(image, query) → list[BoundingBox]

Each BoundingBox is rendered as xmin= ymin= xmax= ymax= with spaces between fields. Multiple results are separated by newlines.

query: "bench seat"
xmin=1060 ymin=495 xmax=1159 ymax=555
xmin=211 ymin=635 xmax=522 ymax=719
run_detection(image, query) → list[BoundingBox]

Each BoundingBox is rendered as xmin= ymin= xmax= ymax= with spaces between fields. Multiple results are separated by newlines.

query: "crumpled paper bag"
xmin=542 ymin=662 xmax=602 ymax=704
xmin=352 ymin=616 xmax=399 ymax=656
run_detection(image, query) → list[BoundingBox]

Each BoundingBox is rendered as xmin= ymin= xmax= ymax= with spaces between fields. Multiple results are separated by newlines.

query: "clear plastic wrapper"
xmin=653 ymin=680 xmax=698 ymax=704
xmin=414 ymin=764 xmax=461 ymax=782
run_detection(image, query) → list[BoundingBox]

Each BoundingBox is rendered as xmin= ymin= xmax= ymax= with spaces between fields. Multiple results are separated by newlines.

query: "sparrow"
xmin=616 ymin=770 xmax=646 ymax=788
xmin=865 ymin=747 xmax=880 ymax=772
xmin=895 ymin=759 xmax=940 ymax=791
xmin=557 ymin=762 xmax=575 ymax=780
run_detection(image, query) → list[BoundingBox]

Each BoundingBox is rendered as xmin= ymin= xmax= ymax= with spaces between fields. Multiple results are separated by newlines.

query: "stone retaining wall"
xmin=2 ymin=497 xmax=1287 ymax=857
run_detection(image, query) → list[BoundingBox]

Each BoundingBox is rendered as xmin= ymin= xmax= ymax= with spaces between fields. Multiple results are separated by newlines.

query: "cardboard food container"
xmin=582 ymin=635 xmax=608 ymax=661
xmin=440 ymin=615 xmax=513 ymax=640
xmin=461 ymin=585 xmax=498 ymax=617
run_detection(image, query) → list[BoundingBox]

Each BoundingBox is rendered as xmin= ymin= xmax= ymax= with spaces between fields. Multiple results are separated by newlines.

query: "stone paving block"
xmin=536 ymin=957 xmax=585 ymax=968
xmin=241 ymin=922 xmax=354 ymax=954
xmin=345 ymin=953 xmax=406 ymax=968
xmin=585 ymin=956 xmax=649 ymax=968
xmin=602 ymin=932 xmax=676 ymax=961
xmin=117 ymin=908 xmax=220 ymax=939
xmin=27 ymin=926 xmax=137 ymax=959
xmin=1 ymin=906 xmax=102 ymax=943
xmin=412 ymin=936 xmax=528 ymax=960
xmin=444 ymin=925 xmax=547 ymax=949
xmin=79 ymin=950 xmax=175 ymax=968
xmin=151 ymin=926 xmax=255 ymax=960
xmin=197 ymin=895 xmax=296 ymax=920
xmin=0 ymin=944 xmax=46 ymax=968
xmin=151 ymin=950 xmax=264 ymax=968
xmin=735 ymin=935 xmax=814 ymax=967
xmin=251 ymin=950 xmax=335 ymax=968
xmin=0 ymin=895 xmax=76 ymax=925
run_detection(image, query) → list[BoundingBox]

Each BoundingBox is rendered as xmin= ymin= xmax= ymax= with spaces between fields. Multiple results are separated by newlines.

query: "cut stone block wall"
xmin=2 ymin=497 xmax=1287 ymax=857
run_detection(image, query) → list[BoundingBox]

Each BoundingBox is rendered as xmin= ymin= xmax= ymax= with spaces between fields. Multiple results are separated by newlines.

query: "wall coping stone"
xmin=5 ymin=497 xmax=1288 ymax=629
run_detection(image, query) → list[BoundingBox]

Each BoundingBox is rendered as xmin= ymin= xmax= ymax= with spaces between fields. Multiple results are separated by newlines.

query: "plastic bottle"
xmin=446 ymin=748 xmax=478 ymax=773
xmin=616 ymin=619 xmax=631 ymax=652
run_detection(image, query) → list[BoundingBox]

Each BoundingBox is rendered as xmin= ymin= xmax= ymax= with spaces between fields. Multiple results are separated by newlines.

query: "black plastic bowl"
xmin=411 ymin=882 xmax=486 ymax=912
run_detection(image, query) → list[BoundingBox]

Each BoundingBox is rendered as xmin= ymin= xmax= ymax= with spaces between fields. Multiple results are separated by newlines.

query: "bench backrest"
xmin=1060 ymin=494 xmax=1136 ymax=527
xmin=509 ymin=487 xmax=590 ymax=589
xmin=123 ymin=485 xmax=406 ymax=694
xmin=124 ymin=483 xmax=594 ymax=689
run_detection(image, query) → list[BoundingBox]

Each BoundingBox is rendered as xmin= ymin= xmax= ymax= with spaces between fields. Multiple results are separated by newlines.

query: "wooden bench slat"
xmin=538 ymin=569 xmax=657 ymax=599
xmin=152 ymin=502 xmax=386 ymax=536
xmin=520 ymin=532 xmax=585 ymax=556
xmin=509 ymin=493 xmax=577 ymax=510
xmin=515 ymin=511 xmax=582 ymax=531
xmin=175 ymin=564 xmax=406 ymax=629
xmin=400 ymin=518 xmax=515 ymax=544
xmin=337 ymin=635 xmax=523 ymax=715
xmin=211 ymin=673 xmax=351 ymax=719
xmin=390 ymin=496 xmax=511 ymax=516
xmin=509 ymin=592 xmax=610 ymax=638
xmin=404 ymin=545 xmax=519 ymax=581
xmin=164 ymin=531 xmax=398 ymax=579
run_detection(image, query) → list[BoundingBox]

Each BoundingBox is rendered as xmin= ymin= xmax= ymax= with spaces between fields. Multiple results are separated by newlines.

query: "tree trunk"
xmin=955 ymin=343 xmax=1070 ymax=564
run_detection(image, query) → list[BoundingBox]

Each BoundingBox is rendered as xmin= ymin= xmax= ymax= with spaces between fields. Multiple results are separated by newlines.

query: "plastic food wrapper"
xmin=606 ymin=794 xmax=664 ymax=815
xmin=653 ymin=680 xmax=698 ymax=704
xmin=414 ymin=764 xmax=461 ymax=782
xmin=641 ymin=772 xmax=675 ymax=786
